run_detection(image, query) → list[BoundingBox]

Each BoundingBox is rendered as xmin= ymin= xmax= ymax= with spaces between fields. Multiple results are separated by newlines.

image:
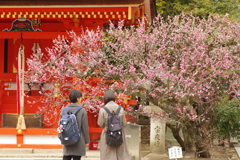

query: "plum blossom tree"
xmin=25 ymin=14 xmax=240 ymax=157
xmin=25 ymin=29 xmax=107 ymax=124
xmin=101 ymin=14 xmax=240 ymax=157
xmin=26 ymin=28 xmax=128 ymax=125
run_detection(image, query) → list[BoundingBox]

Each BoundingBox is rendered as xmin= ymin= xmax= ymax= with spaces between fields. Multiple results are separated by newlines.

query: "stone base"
xmin=138 ymin=115 xmax=150 ymax=125
xmin=141 ymin=125 xmax=150 ymax=143
xmin=138 ymin=115 xmax=150 ymax=144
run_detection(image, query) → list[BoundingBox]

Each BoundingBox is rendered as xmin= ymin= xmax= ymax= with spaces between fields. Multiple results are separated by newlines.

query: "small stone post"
xmin=146 ymin=105 xmax=166 ymax=153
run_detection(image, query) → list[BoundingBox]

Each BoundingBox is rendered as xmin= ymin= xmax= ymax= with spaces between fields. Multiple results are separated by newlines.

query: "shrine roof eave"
xmin=0 ymin=6 xmax=144 ymax=20
xmin=0 ymin=4 xmax=142 ymax=8
xmin=0 ymin=0 xmax=144 ymax=6
xmin=0 ymin=6 xmax=133 ymax=12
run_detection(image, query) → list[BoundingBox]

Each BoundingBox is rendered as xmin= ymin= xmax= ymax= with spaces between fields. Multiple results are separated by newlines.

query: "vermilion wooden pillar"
xmin=0 ymin=39 xmax=4 ymax=73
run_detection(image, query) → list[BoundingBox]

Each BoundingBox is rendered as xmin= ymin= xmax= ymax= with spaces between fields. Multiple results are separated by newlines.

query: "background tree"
xmin=214 ymin=95 xmax=240 ymax=143
xmin=156 ymin=0 xmax=240 ymax=21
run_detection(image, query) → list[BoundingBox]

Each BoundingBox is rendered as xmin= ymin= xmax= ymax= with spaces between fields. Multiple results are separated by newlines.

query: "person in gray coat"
xmin=97 ymin=90 xmax=130 ymax=160
xmin=59 ymin=89 xmax=90 ymax=160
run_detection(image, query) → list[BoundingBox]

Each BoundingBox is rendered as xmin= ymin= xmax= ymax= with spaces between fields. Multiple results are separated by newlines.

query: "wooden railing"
xmin=0 ymin=73 xmax=136 ymax=148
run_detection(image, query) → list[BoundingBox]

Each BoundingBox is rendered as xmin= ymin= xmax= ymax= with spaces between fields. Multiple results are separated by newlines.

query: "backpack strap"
xmin=62 ymin=106 xmax=82 ymax=115
xmin=102 ymin=106 xmax=121 ymax=115
xmin=115 ymin=106 xmax=121 ymax=115
xmin=62 ymin=107 xmax=69 ymax=115
xmin=102 ymin=106 xmax=111 ymax=115
xmin=72 ymin=106 xmax=82 ymax=114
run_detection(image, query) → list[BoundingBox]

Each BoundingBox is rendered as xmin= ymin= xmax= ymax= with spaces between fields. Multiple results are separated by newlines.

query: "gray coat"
xmin=97 ymin=101 xmax=130 ymax=160
xmin=60 ymin=103 xmax=90 ymax=156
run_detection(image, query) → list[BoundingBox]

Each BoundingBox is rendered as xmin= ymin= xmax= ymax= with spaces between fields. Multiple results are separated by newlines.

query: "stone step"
xmin=0 ymin=157 xmax=100 ymax=160
xmin=0 ymin=149 xmax=34 ymax=154
xmin=230 ymin=137 xmax=239 ymax=144
xmin=0 ymin=155 xmax=100 ymax=160
xmin=0 ymin=149 xmax=100 ymax=160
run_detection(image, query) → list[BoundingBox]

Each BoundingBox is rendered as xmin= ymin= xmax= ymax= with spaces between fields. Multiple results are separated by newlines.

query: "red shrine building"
xmin=0 ymin=0 xmax=156 ymax=148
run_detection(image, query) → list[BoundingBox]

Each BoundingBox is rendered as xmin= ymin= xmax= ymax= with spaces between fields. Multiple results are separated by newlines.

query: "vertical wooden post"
xmin=3 ymin=39 xmax=8 ymax=73
xmin=16 ymin=129 xmax=23 ymax=148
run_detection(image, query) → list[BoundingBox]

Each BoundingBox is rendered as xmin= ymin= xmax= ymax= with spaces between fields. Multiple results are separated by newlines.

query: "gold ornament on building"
xmin=17 ymin=129 xmax=22 ymax=134
xmin=31 ymin=19 xmax=41 ymax=26
xmin=13 ymin=64 xmax=17 ymax=73
xmin=53 ymin=82 xmax=60 ymax=97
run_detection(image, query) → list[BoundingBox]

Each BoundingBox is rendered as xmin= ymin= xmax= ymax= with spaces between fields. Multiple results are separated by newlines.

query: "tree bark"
xmin=183 ymin=127 xmax=194 ymax=152
xmin=194 ymin=135 xmax=211 ymax=158
xmin=166 ymin=122 xmax=185 ymax=151
xmin=185 ymin=121 xmax=211 ymax=158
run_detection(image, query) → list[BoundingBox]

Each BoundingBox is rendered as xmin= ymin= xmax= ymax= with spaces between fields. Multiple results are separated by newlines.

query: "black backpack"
xmin=103 ymin=106 xmax=123 ymax=146
xmin=58 ymin=106 xmax=82 ymax=145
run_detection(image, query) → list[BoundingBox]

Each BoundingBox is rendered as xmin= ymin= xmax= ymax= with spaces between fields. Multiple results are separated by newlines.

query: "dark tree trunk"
xmin=185 ymin=121 xmax=211 ymax=158
xmin=182 ymin=127 xmax=194 ymax=152
xmin=166 ymin=122 xmax=185 ymax=151
xmin=194 ymin=136 xmax=211 ymax=158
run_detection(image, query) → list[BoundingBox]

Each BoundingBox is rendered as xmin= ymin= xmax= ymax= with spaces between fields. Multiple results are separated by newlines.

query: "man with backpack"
xmin=58 ymin=89 xmax=90 ymax=160
xmin=97 ymin=90 xmax=130 ymax=160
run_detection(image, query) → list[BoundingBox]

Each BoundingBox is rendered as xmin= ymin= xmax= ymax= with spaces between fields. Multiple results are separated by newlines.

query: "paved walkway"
xmin=0 ymin=148 xmax=151 ymax=160
xmin=1 ymin=140 xmax=240 ymax=160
